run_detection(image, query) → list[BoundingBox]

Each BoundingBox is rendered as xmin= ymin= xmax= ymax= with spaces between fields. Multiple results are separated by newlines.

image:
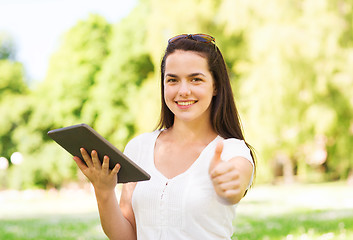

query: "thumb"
xmin=209 ymin=140 xmax=224 ymax=173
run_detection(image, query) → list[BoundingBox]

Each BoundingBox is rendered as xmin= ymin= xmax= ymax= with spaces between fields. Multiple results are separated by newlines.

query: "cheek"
xmin=164 ymin=87 xmax=175 ymax=107
xmin=164 ymin=86 xmax=177 ymax=99
xmin=197 ymin=86 xmax=215 ymax=102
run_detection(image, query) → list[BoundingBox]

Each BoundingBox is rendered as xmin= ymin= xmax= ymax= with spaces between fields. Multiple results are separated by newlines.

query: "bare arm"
xmin=119 ymin=182 xmax=137 ymax=233
xmin=73 ymin=148 xmax=136 ymax=240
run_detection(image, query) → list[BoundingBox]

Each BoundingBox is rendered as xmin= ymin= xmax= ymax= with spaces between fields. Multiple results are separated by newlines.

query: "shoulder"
xmin=223 ymin=137 xmax=248 ymax=147
xmin=222 ymin=138 xmax=255 ymax=190
xmin=221 ymin=138 xmax=253 ymax=166
xmin=125 ymin=131 xmax=157 ymax=146
xmin=123 ymin=130 xmax=161 ymax=155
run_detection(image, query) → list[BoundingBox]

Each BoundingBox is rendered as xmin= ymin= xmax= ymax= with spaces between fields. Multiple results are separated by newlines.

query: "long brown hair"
xmin=157 ymin=36 xmax=256 ymax=181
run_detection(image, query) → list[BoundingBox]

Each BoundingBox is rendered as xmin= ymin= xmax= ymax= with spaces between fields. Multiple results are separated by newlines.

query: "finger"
xmin=214 ymin=140 xmax=223 ymax=160
xmin=223 ymin=189 xmax=241 ymax=200
xmin=217 ymin=179 xmax=240 ymax=192
xmin=73 ymin=156 xmax=88 ymax=171
xmin=211 ymin=161 xmax=236 ymax=178
xmin=110 ymin=163 xmax=121 ymax=178
xmin=80 ymin=148 xmax=93 ymax=168
xmin=91 ymin=150 xmax=102 ymax=169
xmin=209 ymin=140 xmax=224 ymax=173
xmin=102 ymin=155 xmax=110 ymax=173
xmin=212 ymin=168 xmax=239 ymax=184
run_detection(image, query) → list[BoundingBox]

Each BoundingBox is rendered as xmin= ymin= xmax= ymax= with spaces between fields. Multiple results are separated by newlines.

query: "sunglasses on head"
xmin=168 ymin=34 xmax=216 ymax=44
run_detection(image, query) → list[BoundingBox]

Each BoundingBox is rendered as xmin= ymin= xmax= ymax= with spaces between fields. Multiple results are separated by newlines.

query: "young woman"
xmin=74 ymin=33 xmax=255 ymax=240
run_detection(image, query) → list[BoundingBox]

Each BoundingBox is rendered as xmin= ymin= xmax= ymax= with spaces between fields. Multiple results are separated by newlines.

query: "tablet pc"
xmin=47 ymin=123 xmax=150 ymax=183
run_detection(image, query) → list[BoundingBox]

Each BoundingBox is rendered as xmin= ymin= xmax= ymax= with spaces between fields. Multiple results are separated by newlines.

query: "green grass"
xmin=0 ymin=187 xmax=108 ymax=240
xmin=232 ymin=182 xmax=353 ymax=240
xmin=1 ymin=182 xmax=352 ymax=239
xmin=0 ymin=214 xmax=105 ymax=240
xmin=233 ymin=209 xmax=353 ymax=239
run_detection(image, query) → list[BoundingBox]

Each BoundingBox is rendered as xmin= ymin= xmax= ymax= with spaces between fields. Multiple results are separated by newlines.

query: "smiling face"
xmin=163 ymin=50 xmax=216 ymax=125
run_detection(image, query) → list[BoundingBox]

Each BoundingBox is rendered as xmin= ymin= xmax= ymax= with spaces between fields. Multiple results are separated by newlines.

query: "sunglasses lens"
xmin=168 ymin=34 xmax=189 ymax=43
xmin=168 ymin=34 xmax=215 ymax=44
xmin=192 ymin=34 xmax=214 ymax=43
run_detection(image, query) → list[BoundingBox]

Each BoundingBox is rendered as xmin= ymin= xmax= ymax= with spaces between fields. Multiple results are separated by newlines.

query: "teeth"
xmin=178 ymin=101 xmax=195 ymax=106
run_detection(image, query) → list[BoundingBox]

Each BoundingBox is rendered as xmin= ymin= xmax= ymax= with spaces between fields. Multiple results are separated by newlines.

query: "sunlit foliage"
xmin=0 ymin=0 xmax=352 ymax=188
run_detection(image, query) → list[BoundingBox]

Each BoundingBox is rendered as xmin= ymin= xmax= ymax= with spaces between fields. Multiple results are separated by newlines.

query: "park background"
xmin=1 ymin=0 xmax=353 ymax=239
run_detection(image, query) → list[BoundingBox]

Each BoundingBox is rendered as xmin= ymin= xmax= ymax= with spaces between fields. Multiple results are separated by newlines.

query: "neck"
xmin=167 ymin=118 xmax=217 ymax=144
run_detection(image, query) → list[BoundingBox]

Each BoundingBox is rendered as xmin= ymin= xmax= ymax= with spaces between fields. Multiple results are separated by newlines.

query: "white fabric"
xmin=123 ymin=130 xmax=254 ymax=240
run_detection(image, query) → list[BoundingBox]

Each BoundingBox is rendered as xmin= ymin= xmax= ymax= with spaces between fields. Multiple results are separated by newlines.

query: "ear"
xmin=213 ymin=86 xmax=217 ymax=96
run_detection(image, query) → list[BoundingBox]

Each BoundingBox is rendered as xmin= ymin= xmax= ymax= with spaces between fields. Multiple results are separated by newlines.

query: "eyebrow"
xmin=165 ymin=72 xmax=206 ymax=78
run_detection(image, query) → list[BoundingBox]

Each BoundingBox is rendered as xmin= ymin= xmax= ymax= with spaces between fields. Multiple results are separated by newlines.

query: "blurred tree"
xmin=81 ymin=3 xmax=154 ymax=149
xmin=6 ymin=14 xmax=112 ymax=188
xmin=40 ymin=14 xmax=112 ymax=127
xmin=0 ymin=33 xmax=16 ymax=60
xmin=2 ymin=0 xmax=353 ymax=188
xmin=0 ymin=34 xmax=28 ymax=162
xmin=0 ymin=60 xmax=27 ymax=96
xmin=216 ymin=0 xmax=353 ymax=182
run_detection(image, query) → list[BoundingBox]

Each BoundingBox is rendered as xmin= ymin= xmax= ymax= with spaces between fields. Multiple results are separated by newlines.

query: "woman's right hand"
xmin=74 ymin=149 xmax=136 ymax=240
xmin=73 ymin=148 xmax=121 ymax=192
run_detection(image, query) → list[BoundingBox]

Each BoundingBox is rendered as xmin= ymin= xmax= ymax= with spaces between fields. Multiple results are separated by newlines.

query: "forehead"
xmin=164 ymin=50 xmax=210 ymax=76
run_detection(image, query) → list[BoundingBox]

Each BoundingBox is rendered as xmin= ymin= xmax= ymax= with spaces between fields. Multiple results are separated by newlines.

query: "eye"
xmin=166 ymin=78 xmax=177 ymax=83
xmin=191 ymin=77 xmax=203 ymax=82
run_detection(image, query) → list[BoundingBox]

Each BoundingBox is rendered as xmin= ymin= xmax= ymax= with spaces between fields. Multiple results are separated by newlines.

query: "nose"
xmin=178 ymin=81 xmax=191 ymax=97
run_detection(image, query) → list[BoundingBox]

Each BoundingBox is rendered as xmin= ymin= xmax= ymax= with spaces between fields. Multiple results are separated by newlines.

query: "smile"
xmin=176 ymin=101 xmax=197 ymax=106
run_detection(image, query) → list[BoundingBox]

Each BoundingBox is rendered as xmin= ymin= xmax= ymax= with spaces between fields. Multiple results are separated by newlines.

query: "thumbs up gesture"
xmin=209 ymin=140 xmax=242 ymax=205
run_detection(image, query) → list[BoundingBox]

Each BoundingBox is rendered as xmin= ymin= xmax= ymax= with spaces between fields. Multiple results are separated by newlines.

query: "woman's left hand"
xmin=208 ymin=141 xmax=243 ymax=205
